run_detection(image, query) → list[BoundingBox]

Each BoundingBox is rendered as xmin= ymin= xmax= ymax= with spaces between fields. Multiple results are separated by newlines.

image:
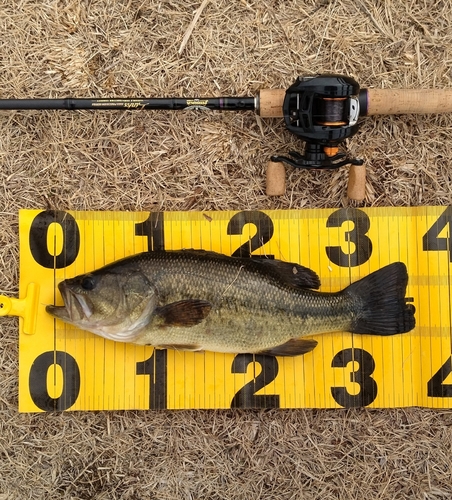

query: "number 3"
xmin=331 ymin=348 xmax=377 ymax=407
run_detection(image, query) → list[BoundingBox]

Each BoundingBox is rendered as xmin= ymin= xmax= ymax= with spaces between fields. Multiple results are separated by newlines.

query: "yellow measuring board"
xmin=16 ymin=207 xmax=452 ymax=412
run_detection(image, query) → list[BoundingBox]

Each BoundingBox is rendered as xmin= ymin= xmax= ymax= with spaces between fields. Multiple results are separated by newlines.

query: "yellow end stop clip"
xmin=0 ymin=283 xmax=40 ymax=335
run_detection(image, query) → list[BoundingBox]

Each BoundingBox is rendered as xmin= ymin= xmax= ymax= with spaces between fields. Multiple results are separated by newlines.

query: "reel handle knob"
xmin=347 ymin=163 xmax=366 ymax=201
xmin=266 ymin=161 xmax=286 ymax=196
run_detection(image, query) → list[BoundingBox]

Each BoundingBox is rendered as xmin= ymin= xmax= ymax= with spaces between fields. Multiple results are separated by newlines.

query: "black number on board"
xmin=230 ymin=354 xmax=280 ymax=408
xmin=29 ymin=351 xmax=81 ymax=411
xmin=136 ymin=349 xmax=168 ymax=409
xmin=29 ymin=210 xmax=80 ymax=268
xmin=135 ymin=212 xmax=165 ymax=251
xmin=427 ymin=357 xmax=452 ymax=397
xmin=331 ymin=348 xmax=377 ymax=407
xmin=326 ymin=208 xmax=372 ymax=267
xmin=423 ymin=206 xmax=452 ymax=261
xmin=227 ymin=211 xmax=274 ymax=258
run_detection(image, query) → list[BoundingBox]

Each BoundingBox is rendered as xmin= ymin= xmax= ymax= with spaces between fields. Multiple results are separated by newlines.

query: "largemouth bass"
xmin=46 ymin=250 xmax=415 ymax=356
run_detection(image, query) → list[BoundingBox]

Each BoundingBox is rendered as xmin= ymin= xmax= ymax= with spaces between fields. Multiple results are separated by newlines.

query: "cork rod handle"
xmin=364 ymin=88 xmax=452 ymax=116
xmin=258 ymin=89 xmax=285 ymax=118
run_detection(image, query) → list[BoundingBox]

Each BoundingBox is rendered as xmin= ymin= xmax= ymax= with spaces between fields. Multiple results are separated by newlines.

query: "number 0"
xmin=29 ymin=210 xmax=80 ymax=268
xmin=29 ymin=351 xmax=81 ymax=411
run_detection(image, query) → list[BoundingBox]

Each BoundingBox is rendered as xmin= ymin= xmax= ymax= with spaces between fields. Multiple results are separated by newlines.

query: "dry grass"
xmin=1 ymin=0 xmax=452 ymax=498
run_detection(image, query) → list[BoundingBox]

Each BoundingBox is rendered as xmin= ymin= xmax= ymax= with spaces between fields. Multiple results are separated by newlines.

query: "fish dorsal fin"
xmin=258 ymin=338 xmax=318 ymax=356
xmin=250 ymin=258 xmax=321 ymax=289
xmin=155 ymin=299 xmax=212 ymax=327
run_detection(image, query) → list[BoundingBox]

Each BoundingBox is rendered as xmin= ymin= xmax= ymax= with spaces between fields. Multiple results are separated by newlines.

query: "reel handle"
xmin=265 ymin=161 xmax=367 ymax=200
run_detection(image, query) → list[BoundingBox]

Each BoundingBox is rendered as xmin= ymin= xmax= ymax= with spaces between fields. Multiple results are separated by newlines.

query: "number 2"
xmin=227 ymin=211 xmax=274 ymax=258
xmin=230 ymin=354 xmax=280 ymax=408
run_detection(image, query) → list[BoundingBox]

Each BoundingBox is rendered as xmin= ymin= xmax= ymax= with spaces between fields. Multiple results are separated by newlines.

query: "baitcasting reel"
xmin=271 ymin=74 xmax=363 ymax=170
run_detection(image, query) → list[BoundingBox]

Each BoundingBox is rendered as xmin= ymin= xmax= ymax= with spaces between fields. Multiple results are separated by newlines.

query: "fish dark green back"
xmin=160 ymin=250 xmax=321 ymax=289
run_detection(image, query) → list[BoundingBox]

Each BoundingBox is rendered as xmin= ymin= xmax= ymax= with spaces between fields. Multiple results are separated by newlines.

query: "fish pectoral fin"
xmin=258 ymin=338 xmax=318 ymax=357
xmin=155 ymin=299 xmax=212 ymax=327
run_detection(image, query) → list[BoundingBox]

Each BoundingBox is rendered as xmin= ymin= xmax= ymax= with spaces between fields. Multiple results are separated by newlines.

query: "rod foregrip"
xmin=258 ymin=89 xmax=285 ymax=118
xmin=362 ymin=88 xmax=452 ymax=116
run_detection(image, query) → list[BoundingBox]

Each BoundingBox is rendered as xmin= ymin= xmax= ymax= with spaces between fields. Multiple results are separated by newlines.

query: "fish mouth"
xmin=45 ymin=282 xmax=93 ymax=323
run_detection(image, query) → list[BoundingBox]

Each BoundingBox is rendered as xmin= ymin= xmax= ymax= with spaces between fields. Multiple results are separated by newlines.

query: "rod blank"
xmin=0 ymin=97 xmax=256 ymax=111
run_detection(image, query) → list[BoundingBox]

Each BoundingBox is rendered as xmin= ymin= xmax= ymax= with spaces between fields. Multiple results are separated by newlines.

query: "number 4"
xmin=423 ymin=206 xmax=452 ymax=261
xmin=427 ymin=357 xmax=452 ymax=397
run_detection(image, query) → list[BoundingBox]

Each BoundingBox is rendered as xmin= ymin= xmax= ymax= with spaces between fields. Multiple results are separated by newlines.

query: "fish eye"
xmin=81 ymin=276 xmax=96 ymax=291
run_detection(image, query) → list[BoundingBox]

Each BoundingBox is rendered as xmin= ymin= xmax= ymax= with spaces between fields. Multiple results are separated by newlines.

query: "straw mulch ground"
xmin=1 ymin=1 xmax=452 ymax=498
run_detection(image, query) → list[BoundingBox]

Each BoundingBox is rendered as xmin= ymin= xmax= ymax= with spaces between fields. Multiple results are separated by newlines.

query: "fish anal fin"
xmin=258 ymin=338 xmax=318 ymax=357
xmin=156 ymin=299 xmax=212 ymax=327
xmin=155 ymin=344 xmax=202 ymax=351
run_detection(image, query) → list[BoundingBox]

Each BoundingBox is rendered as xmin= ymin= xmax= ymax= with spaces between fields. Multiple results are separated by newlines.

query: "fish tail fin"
xmin=345 ymin=262 xmax=415 ymax=335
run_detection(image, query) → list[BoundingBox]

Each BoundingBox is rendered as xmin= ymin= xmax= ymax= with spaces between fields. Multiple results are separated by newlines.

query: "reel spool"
xmin=271 ymin=74 xmax=363 ymax=170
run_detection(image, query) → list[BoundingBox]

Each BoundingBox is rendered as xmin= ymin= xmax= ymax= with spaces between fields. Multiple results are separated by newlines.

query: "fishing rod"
xmin=2 ymin=74 xmax=452 ymax=200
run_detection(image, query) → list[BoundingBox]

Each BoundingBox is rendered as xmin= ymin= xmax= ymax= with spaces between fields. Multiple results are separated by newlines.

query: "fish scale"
xmin=46 ymin=250 xmax=415 ymax=356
